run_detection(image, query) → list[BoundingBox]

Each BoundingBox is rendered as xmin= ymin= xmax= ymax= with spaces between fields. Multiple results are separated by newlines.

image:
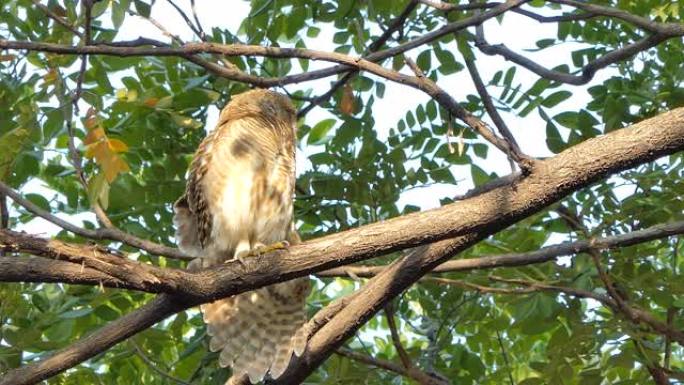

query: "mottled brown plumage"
xmin=173 ymin=89 xmax=309 ymax=383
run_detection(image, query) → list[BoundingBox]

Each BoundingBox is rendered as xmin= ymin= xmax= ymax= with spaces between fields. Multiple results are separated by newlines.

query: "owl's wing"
xmin=173 ymin=195 xmax=202 ymax=262
xmin=173 ymin=122 xmax=222 ymax=262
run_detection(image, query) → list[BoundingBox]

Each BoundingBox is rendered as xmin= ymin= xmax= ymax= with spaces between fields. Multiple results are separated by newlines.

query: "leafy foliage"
xmin=0 ymin=0 xmax=683 ymax=384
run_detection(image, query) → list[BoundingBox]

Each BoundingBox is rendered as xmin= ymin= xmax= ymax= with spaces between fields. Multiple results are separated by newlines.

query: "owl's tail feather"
xmin=202 ymin=279 xmax=310 ymax=384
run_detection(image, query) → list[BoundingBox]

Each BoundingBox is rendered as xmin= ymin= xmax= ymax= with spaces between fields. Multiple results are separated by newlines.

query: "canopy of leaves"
xmin=0 ymin=0 xmax=683 ymax=384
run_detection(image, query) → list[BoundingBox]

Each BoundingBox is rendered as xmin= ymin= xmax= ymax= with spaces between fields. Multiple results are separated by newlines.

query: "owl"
xmin=173 ymin=89 xmax=310 ymax=383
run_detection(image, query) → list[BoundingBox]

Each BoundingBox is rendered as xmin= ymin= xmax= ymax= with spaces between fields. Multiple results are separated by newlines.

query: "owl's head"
xmin=229 ymin=88 xmax=297 ymax=132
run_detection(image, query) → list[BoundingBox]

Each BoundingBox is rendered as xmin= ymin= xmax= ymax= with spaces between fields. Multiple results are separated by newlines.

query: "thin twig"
xmin=464 ymin=55 xmax=521 ymax=171
xmin=298 ymin=0 xmax=419 ymax=117
xmin=0 ymin=181 xmax=190 ymax=260
xmin=318 ymin=219 xmax=684 ymax=278
xmin=495 ymin=330 xmax=516 ymax=385
xmin=0 ymin=192 xmax=7 ymax=257
xmin=164 ymin=0 xmax=202 ymax=38
xmin=131 ymin=340 xmax=192 ymax=385
xmin=385 ymin=303 xmax=412 ymax=369
xmin=31 ymin=0 xmax=83 ymax=37
xmin=189 ymin=0 xmax=205 ymax=39
xmin=487 ymin=276 xmax=684 ymax=346
xmin=404 ymin=56 xmax=535 ymax=169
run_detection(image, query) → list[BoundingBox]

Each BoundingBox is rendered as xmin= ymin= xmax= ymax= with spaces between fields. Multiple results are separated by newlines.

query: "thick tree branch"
xmin=2 ymin=108 xmax=684 ymax=385
xmin=0 ymin=256 xmax=132 ymax=289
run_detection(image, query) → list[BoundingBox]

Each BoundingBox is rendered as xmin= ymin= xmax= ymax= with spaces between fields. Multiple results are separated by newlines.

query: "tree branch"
xmin=464 ymin=55 xmax=523 ymax=170
xmin=336 ymin=347 xmax=448 ymax=385
xmin=548 ymin=0 xmax=684 ymax=35
xmin=0 ymin=181 xmax=191 ymax=260
xmin=298 ymin=0 xmax=419 ymax=117
xmin=317 ymin=219 xmax=684 ymax=278
xmin=0 ymin=0 xmax=528 ymax=89
xmin=487 ymin=276 xmax=684 ymax=346
xmin=31 ymin=0 xmax=82 ymax=37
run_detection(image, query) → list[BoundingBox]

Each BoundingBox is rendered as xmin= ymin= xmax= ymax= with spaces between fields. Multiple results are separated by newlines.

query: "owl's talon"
xmin=248 ymin=241 xmax=290 ymax=257
xmin=225 ymin=248 xmax=250 ymax=265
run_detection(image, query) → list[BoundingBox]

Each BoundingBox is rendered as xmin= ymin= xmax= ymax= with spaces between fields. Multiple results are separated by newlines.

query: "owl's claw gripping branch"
xmin=249 ymin=240 xmax=290 ymax=257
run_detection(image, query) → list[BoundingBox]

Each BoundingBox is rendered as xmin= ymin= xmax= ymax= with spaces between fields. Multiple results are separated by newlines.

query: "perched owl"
xmin=173 ymin=89 xmax=310 ymax=383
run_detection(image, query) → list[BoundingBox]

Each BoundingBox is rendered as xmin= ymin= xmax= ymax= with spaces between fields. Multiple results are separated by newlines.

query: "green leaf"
xmin=0 ymin=127 xmax=30 ymax=179
xmin=308 ymin=119 xmax=336 ymax=145
xmin=542 ymin=90 xmax=572 ymax=108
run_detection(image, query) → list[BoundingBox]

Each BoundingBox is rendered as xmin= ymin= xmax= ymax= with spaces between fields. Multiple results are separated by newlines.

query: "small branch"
xmin=416 ymin=0 xmax=497 ymax=12
xmin=488 ymin=276 xmax=684 ymax=346
xmin=164 ymin=0 xmax=202 ymax=39
xmin=385 ymin=303 xmax=412 ymax=369
xmin=474 ymin=25 xmax=677 ymax=86
xmin=336 ymin=348 xmax=448 ymax=385
xmin=335 ymin=348 xmax=411 ymax=378
xmin=664 ymin=307 xmax=676 ymax=369
xmin=556 ymin=207 xmax=644 ymax=333
xmin=404 ymin=56 xmax=535 ymax=170
xmin=0 ymin=192 xmax=7 ymax=256
xmin=298 ymin=0 xmax=419 ymax=117
xmin=72 ymin=0 xmax=93 ymax=111
xmin=548 ymin=0 xmax=684 ymax=35
xmin=0 ymin=181 xmax=190 ymax=260
xmin=0 ymin=0 xmax=529 ymax=90
xmin=189 ymin=0 xmax=205 ymax=39
xmin=512 ymin=7 xmax=596 ymax=23
xmin=318 ymin=219 xmax=684 ymax=279
xmin=131 ymin=340 xmax=192 ymax=385
xmin=495 ymin=330 xmax=516 ymax=385
xmin=464 ymin=56 xmax=523 ymax=171
xmin=418 ymin=0 xmax=596 ymax=23
xmin=129 ymin=9 xmax=184 ymax=45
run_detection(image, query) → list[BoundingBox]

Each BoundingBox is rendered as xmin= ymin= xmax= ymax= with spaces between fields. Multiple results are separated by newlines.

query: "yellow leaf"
xmin=84 ymin=140 xmax=106 ymax=159
xmin=101 ymin=154 xmax=130 ymax=183
xmin=126 ymin=89 xmax=138 ymax=102
xmin=339 ymin=84 xmax=355 ymax=115
xmin=83 ymin=127 xmax=105 ymax=146
xmin=116 ymin=88 xmax=127 ymax=100
xmin=84 ymin=108 xmax=99 ymax=130
xmin=108 ymin=139 xmax=128 ymax=153
xmin=43 ymin=69 xmax=57 ymax=84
